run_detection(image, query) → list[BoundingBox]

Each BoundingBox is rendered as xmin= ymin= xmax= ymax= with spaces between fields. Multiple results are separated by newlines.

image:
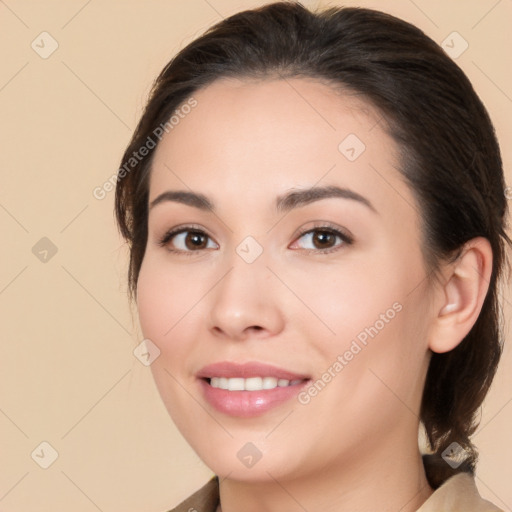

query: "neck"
xmin=217 ymin=430 xmax=433 ymax=512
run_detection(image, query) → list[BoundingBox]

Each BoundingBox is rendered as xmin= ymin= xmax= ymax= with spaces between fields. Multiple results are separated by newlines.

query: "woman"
xmin=115 ymin=3 xmax=510 ymax=511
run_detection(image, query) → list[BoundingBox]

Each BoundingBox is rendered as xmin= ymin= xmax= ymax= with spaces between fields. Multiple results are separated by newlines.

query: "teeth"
xmin=246 ymin=377 xmax=263 ymax=391
xmin=209 ymin=376 xmax=303 ymax=391
xmin=228 ymin=377 xmax=245 ymax=391
xmin=263 ymin=377 xmax=277 ymax=389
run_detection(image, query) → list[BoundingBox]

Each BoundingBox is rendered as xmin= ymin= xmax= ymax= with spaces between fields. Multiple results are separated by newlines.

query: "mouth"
xmin=197 ymin=362 xmax=311 ymax=417
xmin=207 ymin=376 xmax=305 ymax=391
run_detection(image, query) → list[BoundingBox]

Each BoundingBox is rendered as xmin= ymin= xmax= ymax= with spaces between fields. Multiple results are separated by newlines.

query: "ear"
xmin=428 ymin=237 xmax=493 ymax=354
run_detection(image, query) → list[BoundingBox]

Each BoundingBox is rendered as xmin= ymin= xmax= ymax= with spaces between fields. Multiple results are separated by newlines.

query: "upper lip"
xmin=197 ymin=361 xmax=310 ymax=381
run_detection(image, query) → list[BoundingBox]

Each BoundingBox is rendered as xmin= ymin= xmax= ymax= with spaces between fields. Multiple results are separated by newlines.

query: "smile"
xmin=197 ymin=362 xmax=311 ymax=417
xmin=209 ymin=376 xmax=304 ymax=391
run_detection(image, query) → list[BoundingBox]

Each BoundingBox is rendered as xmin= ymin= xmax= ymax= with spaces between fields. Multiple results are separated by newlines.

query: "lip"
xmin=197 ymin=361 xmax=310 ymax=418
xmin=197 ymin=361 xmax=309 ymax=381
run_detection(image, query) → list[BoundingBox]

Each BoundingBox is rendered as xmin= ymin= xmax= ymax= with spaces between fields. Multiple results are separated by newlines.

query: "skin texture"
xmin=136 ymin=78 xmax=493 ymax=512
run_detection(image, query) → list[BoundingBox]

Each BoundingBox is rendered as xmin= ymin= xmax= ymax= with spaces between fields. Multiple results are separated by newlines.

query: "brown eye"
xmin=311 ymin=230 xmax=337 ymax=249
xmin=290 ymin=226 xmax=353 ymax=253
xmin=185 ymin=231 xmax=209 ymax=250
xmin=159 ymin=228 xmax=219 ymax=252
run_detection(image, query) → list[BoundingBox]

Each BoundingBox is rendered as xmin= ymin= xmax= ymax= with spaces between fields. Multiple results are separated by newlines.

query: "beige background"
xmin=0 ymin=0 xmax=511 ymax=510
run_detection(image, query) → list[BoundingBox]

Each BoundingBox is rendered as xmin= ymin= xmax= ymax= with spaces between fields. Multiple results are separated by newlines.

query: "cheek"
xmin=136 ymin=254 xmax=207 ymax=342
xmin=136 ymin=253 xmax=224 ymax=402
xmin=136 ymin=257 xmax=198 ymax=410
xmin=288 ymin=245 xmax=430 ymax=396
xmin=308 ymin=265 xmax=431 ymax=421
xmin=136 ymin=257 xmax=203 ymax=421
xmin=281 ymin=254 xmax=415 ymax=350
xmin=136 ymin=264 xmax=164 ymax=339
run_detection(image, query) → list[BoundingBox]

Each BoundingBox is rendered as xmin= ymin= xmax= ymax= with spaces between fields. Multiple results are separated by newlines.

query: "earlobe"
xmin=428 ymin=237 xmax=493 ymax=354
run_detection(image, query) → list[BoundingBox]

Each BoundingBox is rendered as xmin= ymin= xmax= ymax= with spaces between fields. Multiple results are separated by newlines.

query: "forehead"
xmin=156 ymin=77 xmax=386 ymax=160
xmin=148 ymin=77 xmax=408 ymax=217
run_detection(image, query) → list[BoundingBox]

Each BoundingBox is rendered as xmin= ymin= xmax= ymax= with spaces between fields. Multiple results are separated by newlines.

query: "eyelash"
xmin=157 ymin=224 xmax=214 ymax=257
xmin=157 ymin=223 xmax=354 ymax=255
xmin=292 ymin=222 xmax=354 ymax=254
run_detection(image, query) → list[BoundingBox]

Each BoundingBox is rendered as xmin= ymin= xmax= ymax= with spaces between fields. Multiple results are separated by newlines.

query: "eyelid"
xmin=289 ymin=222 xmax=354 ymax=252
xmin=156 ymin=224 xmax=219 ymax=252
xmin=291 ymin=221 xmax=354 ymax=243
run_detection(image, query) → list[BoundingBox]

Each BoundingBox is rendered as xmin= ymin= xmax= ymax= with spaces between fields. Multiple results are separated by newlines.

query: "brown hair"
xmin=115 ymin=2 xmax=511 ymax=488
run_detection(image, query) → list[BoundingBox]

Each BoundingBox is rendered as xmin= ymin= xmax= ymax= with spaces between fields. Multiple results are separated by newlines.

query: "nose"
xmin=207 ymin=256 xmax=285 ymax=341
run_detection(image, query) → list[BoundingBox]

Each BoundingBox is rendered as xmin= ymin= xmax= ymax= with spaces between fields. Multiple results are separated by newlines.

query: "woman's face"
xmin=137 ymin=77 xmax=436 ymax=482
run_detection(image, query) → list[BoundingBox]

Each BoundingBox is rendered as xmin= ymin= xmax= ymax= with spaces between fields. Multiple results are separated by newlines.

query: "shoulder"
xmin=417 ymin=472 xmax=503 ymax=512
xmin=165 ymin=472 xmax=502 ymax=512
xmin=165 ymin=476 xmax=219 ymax=512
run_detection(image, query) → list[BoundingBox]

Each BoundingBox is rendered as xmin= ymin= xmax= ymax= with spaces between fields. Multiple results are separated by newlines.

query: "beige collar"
xmin=170 ymin=472 xmax=503 ymax=512
xmin=417 ymin=472 xmax=503 ymax=511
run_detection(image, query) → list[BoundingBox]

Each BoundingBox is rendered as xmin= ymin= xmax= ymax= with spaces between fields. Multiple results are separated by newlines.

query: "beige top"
xmin=167 ymin=473 xmax=503 ymax=512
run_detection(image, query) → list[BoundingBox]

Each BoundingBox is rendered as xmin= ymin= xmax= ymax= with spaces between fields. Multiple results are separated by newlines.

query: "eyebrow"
xmin=149 ymin=190 xmax=213 ymax=211
xmin=275 ymin=185 xmax=377 ymax=214
xmin=149 ymin=185 xmax=377 ymax=214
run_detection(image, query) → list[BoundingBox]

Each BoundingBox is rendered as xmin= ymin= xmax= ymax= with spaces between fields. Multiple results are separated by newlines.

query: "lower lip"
xmin=200 ymin=379 xmax=309 ymax=418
